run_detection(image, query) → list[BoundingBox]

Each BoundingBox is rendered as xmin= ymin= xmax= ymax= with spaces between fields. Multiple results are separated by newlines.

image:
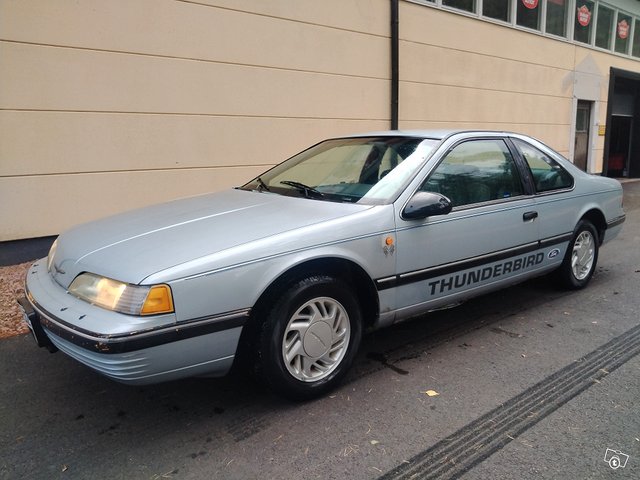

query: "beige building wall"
xmin=0 ymin=0 xmax=390 ymax=241
xmin=2 ymin=0 xmax=640 ymax=241
xmin=399 ymin=2 xmax=640 ymax=173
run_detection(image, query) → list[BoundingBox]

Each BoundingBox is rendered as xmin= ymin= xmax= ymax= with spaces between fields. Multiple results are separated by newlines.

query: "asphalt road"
xmin=1 ymin=183 xmax=639 ymax=480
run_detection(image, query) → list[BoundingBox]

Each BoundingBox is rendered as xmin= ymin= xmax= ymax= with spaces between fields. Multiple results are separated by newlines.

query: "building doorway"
xmin=574 ymin=100 xmax=591 ymax=171
xmin=605 ymin=68 xmax=640 ymax=178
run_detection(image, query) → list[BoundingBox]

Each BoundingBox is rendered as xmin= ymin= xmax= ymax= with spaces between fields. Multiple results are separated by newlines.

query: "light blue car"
xmin=19 ymin=130 xmax=625 ymax=399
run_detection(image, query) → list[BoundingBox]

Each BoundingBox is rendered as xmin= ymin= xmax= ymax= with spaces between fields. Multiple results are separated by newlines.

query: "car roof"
xmin=337 ymin=129 xmax=519 ymax=141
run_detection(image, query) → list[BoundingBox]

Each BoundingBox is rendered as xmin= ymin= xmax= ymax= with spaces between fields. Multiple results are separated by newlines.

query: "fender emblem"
xmin=383 ymin=236 xmax=396 ymax=256
xmin=548 ymin=248 xmax=561 ymax=259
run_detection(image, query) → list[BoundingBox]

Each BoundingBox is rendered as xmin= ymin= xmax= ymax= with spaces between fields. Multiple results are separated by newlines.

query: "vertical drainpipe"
xmin=391 ymin=0 xmax=399 ymax=130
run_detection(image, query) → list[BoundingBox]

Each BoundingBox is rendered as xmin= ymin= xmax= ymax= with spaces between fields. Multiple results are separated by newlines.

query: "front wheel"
xmin=256 ymin=275 xmax=362 ymax=400
xmin=555 ymin=220 xmax=599 ymax=289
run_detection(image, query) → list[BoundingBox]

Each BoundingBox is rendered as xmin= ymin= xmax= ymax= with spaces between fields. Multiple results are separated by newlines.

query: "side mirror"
xmin=402 ymin=192 xmax=452 ymax=220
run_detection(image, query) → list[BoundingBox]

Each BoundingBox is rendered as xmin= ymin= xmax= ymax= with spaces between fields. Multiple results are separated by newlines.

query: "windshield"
xmin=240 ymin=136 xmax=439 ymax=204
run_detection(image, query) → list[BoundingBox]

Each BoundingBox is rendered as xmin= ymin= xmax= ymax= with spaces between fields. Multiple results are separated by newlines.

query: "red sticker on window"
xmin=618 ymin=19 xmax=629 ymax=39
xmin=522 ymin=0 xmax=538 ymax=9
xmin=577 ymin=5 xmax=591 ymax=27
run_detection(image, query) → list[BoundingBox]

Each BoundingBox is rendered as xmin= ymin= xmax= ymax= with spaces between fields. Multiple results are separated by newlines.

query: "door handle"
xmin=523 ymin=211 xmax=538 ymax=222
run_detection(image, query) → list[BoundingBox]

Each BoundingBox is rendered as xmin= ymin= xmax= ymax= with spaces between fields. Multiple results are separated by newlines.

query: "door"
xmin=510 ymin=138 xmax=576 ymax=245
xmin=393 ymin=138 xmax=540 ymax=317
xmin=574 ymin=100 xmax=591 ymax=171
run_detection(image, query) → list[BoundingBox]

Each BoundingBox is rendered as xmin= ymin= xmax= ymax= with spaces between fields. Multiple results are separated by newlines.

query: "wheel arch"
xmin=232 ymin=256 xmax=379 ymax=371
xmin=255 ymin=257 xmax=379 ymax=328
xmin=580 ymin=208 xmax=607 ymax=245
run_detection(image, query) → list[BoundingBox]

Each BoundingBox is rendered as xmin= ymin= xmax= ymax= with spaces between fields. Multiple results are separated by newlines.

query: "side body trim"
xmin=607 ymin=214 xmax=626 ymax=228
xmin=375 ymin=233 xmax=573 ymax=291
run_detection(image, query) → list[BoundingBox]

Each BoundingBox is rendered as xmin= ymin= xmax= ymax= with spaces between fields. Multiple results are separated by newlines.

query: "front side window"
xmin=420 ymin=139 xmax=524 ymax=208
xmin=513 ymin=139 xmax=573 ymax=193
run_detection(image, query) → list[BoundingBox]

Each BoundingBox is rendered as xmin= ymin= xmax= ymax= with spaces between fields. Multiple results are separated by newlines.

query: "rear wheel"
xmin=256 ymin=275 xmax=362 ymax=400
xmin=555 ymin=220 xmax=599 ymax=289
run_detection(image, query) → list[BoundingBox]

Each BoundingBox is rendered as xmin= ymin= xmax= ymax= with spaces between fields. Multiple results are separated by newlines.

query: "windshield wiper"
xmin=256 ymin=177 xmax=271 ymax=192
xmin=280 ymin=180 xmax=324 ymax=198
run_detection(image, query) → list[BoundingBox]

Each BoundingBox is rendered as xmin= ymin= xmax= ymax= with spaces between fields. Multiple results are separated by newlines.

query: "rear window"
xmin=513 ymin=139 xmax=573 ymax=193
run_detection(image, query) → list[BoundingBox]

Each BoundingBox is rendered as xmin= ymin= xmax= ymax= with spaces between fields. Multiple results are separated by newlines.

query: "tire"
xmin=555 ymin=220 xmax=599 ymax=289
xmin=256 ymin=275 xmax=362 ymax=401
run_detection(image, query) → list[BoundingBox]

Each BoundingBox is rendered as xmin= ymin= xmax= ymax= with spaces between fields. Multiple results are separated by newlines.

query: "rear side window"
xmin=513 ymin=139 xmax=574 ymax=193
xmin=420 ymin=139 xmax=524 ymax=207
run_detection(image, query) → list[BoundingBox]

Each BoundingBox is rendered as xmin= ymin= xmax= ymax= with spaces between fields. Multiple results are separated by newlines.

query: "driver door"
xmin=393 ymin=138 xmax=540 ymax=315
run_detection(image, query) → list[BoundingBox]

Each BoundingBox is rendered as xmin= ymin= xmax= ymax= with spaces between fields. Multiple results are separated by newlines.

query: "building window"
xmin=546 ymin=0 xmax=568 ymax=37
xmin=516 ymin=0 xmax=540 ymax=31
xmin=633 ymin=19 xmax=640 ymax=57
xmin=483 ymin=0 xmax=510 ymax=22
xmin=615 ymin=13 xmax=632 ymax=54
xmin=443 ymin=0 xmax=476 ymax=13
xmin=595 ymin=5 xmax=614 ymax=50
xmin=576 ymin=107 xmax=589 ymax=132
xmin=574 ymin=1 xmax=595 ymax=44
xmin=422 ymin=0 xmax=640 ymax=60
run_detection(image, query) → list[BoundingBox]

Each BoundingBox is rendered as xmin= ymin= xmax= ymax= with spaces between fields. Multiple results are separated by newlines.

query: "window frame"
xmin=442 ymin=0 xmax=477 ymax=14
xmin=418 ymin=137 xmax=530 ymax=210
xmin=615 ymin=12 xmax=633 ymax=55
xmin=510 ymin=138 xmax=575 ymax=195
xmin=481 ymin=0 xmax=512 ymax=24
xmin=595 ymin=4 xmax=615 ymax=51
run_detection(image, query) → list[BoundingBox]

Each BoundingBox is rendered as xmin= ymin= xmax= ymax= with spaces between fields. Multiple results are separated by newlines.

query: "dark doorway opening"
xmin=607 ymin=116 xmax=632 ymax=177
xmin=574 ymin=100 xmax=591 ymax=172
xmin=604 ymin=68 xmax=640 ymax=178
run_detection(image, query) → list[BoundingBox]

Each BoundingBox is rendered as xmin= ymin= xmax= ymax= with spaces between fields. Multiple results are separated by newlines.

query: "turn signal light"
xmin=141 ymin=285 xmax=174 ymax=315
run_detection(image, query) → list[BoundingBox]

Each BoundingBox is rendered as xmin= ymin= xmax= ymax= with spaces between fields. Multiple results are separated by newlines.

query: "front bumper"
xmin=19 ymin=260 xmax=249 ymax=385
xmin=17 ymin=296 xmax=57 ymax=352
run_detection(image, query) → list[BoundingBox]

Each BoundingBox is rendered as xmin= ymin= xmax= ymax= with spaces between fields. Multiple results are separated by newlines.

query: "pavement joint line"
xmin=391 ymin=334 xmax=640 ymax=480
xmin=420 ymin=336 xmax=640 ymax=479
xmin=378 ymin=322 xmax=640 ymax=480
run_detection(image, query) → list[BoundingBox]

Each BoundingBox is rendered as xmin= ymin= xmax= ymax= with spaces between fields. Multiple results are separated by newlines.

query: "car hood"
xmin=50 ymin=189 xmax=373 ymax=287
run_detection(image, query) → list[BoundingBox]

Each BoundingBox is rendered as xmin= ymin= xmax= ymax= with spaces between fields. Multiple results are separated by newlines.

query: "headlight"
xmin=47 ymin=238 xmax=58 ymax=273
xmin=68 ymin=273 xmax=174 ymax=316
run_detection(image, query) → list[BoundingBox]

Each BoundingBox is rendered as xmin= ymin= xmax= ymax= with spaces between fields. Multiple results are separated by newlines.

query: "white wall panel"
xmin=0 ymin=166 xmax=265 ymax=241
xmin=401 ymin=83 xmax=572 ymax=125
xmin=0 ymin=111 xmax=386 ymax=176
xmin=401 ymin=2 xmax=576 ymax=70
xmin=0 ymin=0 xmax=388 ymax=79
xmin=0 ymin=43 xmax=388 ymax=119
